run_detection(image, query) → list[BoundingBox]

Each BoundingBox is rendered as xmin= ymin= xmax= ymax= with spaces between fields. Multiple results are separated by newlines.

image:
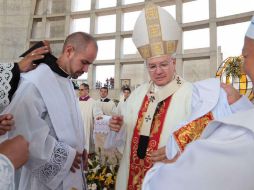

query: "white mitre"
xmin=246 ymin=16 xmax=254 ymax=39
xmin=132 ymin=2 xmax=181 ymax=59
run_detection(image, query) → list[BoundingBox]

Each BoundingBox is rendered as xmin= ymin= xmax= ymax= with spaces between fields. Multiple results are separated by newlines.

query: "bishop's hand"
xmin=151 ymin=146 xmax=180 ymax=163
xmin=109 ymin=115 xmax=123 ymax=132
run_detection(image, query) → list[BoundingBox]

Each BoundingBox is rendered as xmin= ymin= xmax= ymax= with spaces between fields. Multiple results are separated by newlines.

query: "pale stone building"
xmin=0 ymin=0 xmax=253 ymax=100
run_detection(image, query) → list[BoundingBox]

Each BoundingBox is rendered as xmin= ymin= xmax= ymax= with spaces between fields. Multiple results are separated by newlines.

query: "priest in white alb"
xmin=0 ymin=44 xmax=49 ymax=189
xmin=78 ymin=83 xmax=103 ymax=154
xmin=3 ymin=32 xmax=98 ymax=190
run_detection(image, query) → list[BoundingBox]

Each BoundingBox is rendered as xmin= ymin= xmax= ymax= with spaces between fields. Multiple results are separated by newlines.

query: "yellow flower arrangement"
xmin=86 ymin=151 xmax=119 ymax=190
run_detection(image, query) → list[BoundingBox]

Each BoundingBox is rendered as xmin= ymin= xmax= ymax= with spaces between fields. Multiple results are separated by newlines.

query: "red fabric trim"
xmin=127 ymin=95 xmax=172 ymax=190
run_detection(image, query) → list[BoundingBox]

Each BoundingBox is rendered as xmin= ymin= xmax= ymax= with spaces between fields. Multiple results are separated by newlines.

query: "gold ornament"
xmin=216 ymin=55 xmax=253 ymax=101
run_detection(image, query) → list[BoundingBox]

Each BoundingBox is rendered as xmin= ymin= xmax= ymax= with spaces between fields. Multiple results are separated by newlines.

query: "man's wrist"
xmin=15 ymin=61 xmax=24 ymax=73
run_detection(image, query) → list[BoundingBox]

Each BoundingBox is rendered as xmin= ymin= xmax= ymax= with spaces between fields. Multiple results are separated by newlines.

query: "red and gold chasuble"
xmin=127 ymin=95 xmax=172 ymax=190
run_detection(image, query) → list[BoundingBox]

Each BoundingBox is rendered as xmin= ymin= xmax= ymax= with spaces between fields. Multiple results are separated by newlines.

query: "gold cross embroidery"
xmin=176 ymin=76 xmax=181 ymax=85
xmin=145 ymin=115 xmax=152 ymax=122
xmin=149 ymin=95 xmax=155 ymax=102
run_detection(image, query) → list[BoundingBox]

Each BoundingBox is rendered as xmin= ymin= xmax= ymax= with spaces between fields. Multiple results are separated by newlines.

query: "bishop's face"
xmin=146 ymin=55 xmax=176 ymax=86
xmin=242 ymin=37 xmax=254 ymax=86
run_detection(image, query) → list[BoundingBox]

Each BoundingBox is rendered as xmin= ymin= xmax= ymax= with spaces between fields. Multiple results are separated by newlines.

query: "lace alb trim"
xmin=32 ymin=142 xmax=69 ymax=184
xmin=0 ymin=63 xmax=14 ymax=109
xmin=94 ymin=115 xmax=111 ymax=134
xmin=0 ymin=154 xmax=14 ymax=190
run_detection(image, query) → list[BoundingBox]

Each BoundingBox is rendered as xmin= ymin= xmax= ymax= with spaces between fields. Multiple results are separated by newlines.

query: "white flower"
xmin=109 ymin=165 xmax=114 ymax=171
xmin=91 ymin=183 xmax=97 ymax=190
xmin=92 ymin=165 xmax=101 ymax=173
xmin=103 ymin=187 xmax=107 ymax=190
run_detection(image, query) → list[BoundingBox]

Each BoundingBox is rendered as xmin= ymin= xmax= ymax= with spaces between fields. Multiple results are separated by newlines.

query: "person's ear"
xmin=172 ymin=59 xmax=176 ymax=66
xmin=64 ymin=45 xmax=75 ymax=58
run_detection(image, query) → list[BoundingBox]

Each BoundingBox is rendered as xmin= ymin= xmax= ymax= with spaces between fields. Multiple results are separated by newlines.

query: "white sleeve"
xmin=3 ymin=82 xmax=76 ymax=189
xmin=165 ymin=134 xmax=180 ymax=159
xmin=0 ymin=63 xmax=15 ymax=112
xmin=104 ymin=125 xmax=126 ymax=154
xmin=92 ymin=101 xmax=103 ymax=118
xmin=0 ymin=154 xmax=15 ymax=190
xmin=166 ymin=87 xmax=231 ymax=160
xmin=165 ymin=121 xmax=188 ymax=160
xmin=104 ymin=102 xmax=127 ymax=153
xmin=230 ymin=95 xmax=254 ymax=113
xmin=211 ymin=88 xmax=232 ymax=120
xmin=109 ymin=100 xmax=117 ymax=115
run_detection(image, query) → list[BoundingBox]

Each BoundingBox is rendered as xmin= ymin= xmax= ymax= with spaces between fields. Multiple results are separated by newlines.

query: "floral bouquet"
xmin=86 ymin=150 xmax=119 ymax=190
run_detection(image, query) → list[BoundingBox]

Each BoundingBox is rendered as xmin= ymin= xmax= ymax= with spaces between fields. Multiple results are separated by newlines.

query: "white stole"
xmin=140 ymin=75 xmax=183 ymax=136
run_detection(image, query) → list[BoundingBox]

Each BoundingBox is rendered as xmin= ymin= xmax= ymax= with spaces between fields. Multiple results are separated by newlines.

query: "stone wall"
xmin=0 ymin=0 xmax=31 ymax=62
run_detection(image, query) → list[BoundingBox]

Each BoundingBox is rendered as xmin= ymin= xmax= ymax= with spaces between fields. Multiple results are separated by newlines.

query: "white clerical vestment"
xmin=0 ymin=62 xmax=19 ymax=113
xmin=106 ymin=77 xmax=193 ymax=190
xmin=95 ymin=98 xmax=116 ymax=116
xmin=3 ymin=64 xmax=85 ymax=190
xmin=0 ymin=154 xmax=15 ymax=190
xmin=0 ymin=63 xmax=16 ymax=190
xmin=106 ymin=78 xmax=239 ymax=190
xmin=79 ymin=97 xmax=103 ymax=153
xmin=142 ymin=81 xmax=254 ymax=190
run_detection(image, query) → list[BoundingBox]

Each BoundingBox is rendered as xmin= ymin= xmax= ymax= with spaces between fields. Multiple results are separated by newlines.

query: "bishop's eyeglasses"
xmin=146 ymin=58 xmax=174 ymax=72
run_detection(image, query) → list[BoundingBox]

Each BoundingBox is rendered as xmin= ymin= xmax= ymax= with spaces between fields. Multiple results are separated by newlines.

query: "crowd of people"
xmin=1 ymin=2 xmax=254 ymax=190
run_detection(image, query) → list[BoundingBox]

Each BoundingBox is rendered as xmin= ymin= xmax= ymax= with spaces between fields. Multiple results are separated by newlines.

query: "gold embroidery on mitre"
xmin=136 ymin=3 xmax=178 ymax=59
xmin=70 ymin=188 xmax=77 ymax=190
xmin=151 ymin=42 xmax=164 ymax=57
xmin=144 ymin=3 xmax=164 ymax=59
xmin=138 ymin=45 xmax=151 ymax=59
xmin=145 ymin=3 xmax=159 ymax=20
xmin=166 ymin=41 xmax=177 ymax=54
xmin=138 ymin=41 xmax=177 ymax=59
xmin=173 ymin=112 xmax=214 ymax=152
xmin=148 ymin=24 xmax=161 ymax=38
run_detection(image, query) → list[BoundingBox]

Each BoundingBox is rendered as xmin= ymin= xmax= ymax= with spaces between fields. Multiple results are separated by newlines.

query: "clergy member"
xmin=142 ymin=16 xmax=254 ymax=190
xmin=79 ymin=83 xmax=103 ymax=153
xmin=95 ymin=86 xmax=116 ymax=116
xmin=3 ymin=32 xmax=98 ymax=190
xmin=107 ymin=3 xmax=246 ymax=190
xmin=114 ymin=87 xmax=131 ymax=115
xmin=0 ymin=44 xmax=49 ymax=112
xmin=93 ymin=86 xmax=120 ymax=164
xmin=0 ymin=43 xmax=49 ymax=189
